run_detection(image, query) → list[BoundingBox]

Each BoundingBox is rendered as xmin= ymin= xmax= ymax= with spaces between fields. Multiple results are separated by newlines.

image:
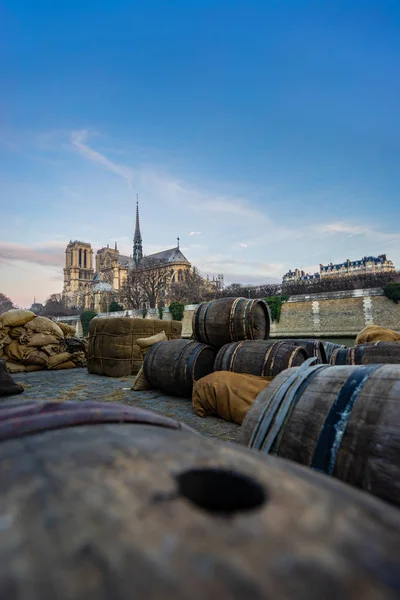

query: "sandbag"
xmin=5 ymin=361 xmax=26 ymax=373
xmin=8 ymin=326 xmax=27 ymax=340
xmin=24 ymin=365 xmax=43 ymax=372
xmin=192 ymin=371 xmax=273 ymax=425
xmin=0 ymin=309 xmax=36 ymax=327
xmin=22 ymin=350 xmax=49 ymax=367
xmin=53 ymin=360 xmax=77 ymax=370
xmin=5 ymin=340 xmax=30 ymax=362
xmin=70 ymin=351 xmax=86 ymax=367
xmin=136 ymin=331 xmax=168 ymax=355
xmin=356 ymin=325 xmax=400 ymax=345
xmin=26 ymin=333 xmax=59 ymax=347
xmin=87 ymin=318 xmax=182 ymax=377
xmin=24 ymin=317 xmax=64 ymax=339
xmin=131 ymin=366 xmax=152 ymax=391
xmin=48 ymin=352 xmax=72 ymax=369
xmin=42 ymin=344 xmax=63 ymax=356
xmin=56 ymin=322 xmax=76 ymax=337
xmin=0 ymin=328 xmax=11 ymax=347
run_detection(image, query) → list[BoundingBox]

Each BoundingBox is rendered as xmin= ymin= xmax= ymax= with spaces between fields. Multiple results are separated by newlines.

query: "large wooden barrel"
xmin=1 ymin=401 xmax=400 ymax=599
xmin=330 ymin=342 xmax=400 ymax=365
xmin=321 ymin=341 xmax=345 ymax=363
xmin=214 ymin=340 xmax=309 ymax=377
xmin=193 ymin=297 xmax=270 ymax=348
xmin=283 ymin=339 xmax=328 ymax=363
xmin=143 ymin=339 xmax=216 ymax=397
xmin=239 ymin=362 xmax=400 ymax=507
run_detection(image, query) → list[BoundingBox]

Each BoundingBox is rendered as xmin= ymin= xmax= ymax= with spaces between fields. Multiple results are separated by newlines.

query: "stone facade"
xmin=283 ymin=254 xmax=395 ymax=283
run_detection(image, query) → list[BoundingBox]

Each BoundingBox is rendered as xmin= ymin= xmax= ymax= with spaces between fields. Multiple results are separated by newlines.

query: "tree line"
xmin=2 ymin=267 xmax=399 ymax=318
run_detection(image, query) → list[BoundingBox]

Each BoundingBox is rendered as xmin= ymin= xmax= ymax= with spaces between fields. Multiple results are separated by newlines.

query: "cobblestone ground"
xmin=5 ymin=369 xmax=240 ymax=442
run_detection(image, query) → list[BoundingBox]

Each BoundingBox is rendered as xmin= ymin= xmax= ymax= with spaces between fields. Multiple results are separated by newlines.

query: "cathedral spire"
xmin=133 ymin=194 xmax=143 ymax=265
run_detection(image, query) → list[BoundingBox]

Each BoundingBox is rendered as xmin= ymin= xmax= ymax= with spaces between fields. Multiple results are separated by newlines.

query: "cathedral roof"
xmin=118 ymin=254 xmax=134 ymax=267
xmin=146 ymin=247 xmax=190 ymax=264
xmin=92 ymin=281 xmax=113 ymax=292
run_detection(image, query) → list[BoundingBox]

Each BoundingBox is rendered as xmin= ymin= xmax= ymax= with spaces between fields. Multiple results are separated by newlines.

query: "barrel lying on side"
xmin=239 ymin=363 xmax=400 ymax=507
xmin=143 ymin=339 xmax=216 ymax=397
xmin=330 ymin=342 xmax=400 ymax=365
xmin=283 ymin=339 xmax=328 ymax=363
xmin=1 ymin=400 xmax=400 ymax=600
xmin=321 ymin=341 xmax=345 ymax=363
xmin=193 ymin=297 xmax=270 ymax=348
xmin=214 ymin=340 xmax=309 ymax=378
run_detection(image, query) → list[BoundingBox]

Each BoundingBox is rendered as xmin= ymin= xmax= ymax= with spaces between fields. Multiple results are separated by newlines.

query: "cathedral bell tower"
xmin=133 ymin=195 xmax=143 ymax=266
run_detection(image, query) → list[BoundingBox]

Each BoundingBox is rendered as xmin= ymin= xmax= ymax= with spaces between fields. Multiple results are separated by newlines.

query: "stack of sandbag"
xmin=87 ymin=317 xmax=182 ymax=377
xmin=355 ymin=324 xmax=400 ymax=344
xmin=0 ymin=309 xmax=85 ymax=373
xmin=131 ymin=331 xmax=168 ymax=391
xmin=192 ymin=371 xmax=273 ymax=425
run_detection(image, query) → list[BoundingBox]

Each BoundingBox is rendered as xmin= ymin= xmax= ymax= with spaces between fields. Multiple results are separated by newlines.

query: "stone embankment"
xmin=55 ymin=288 xmax=400 ymax=339
xmin=7 ymin=369 xmax=239 ymax=442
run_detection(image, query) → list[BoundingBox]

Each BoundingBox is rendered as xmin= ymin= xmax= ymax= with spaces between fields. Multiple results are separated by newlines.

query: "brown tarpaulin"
xmin=192 ymin=371 xmax=273 ymax=425
xmin=356 ymin=325 xmax=400 ymax=345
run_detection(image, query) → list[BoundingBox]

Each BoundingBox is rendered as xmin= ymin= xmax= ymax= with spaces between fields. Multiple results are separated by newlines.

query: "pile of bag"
xmin=0 ymin=309 xmax=86 ymax=373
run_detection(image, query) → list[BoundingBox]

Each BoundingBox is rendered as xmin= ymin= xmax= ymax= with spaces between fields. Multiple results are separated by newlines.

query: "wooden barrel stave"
xmin=321 ymin=341 xmax=346 ymax=363
xmin=214 ymin=340 xmax=308 ymax=378
xmin=193 ymin=297 xmax=270 ymax=348
xmin=239 ymin=363 xmax=400 ymax=507
xmin=143 ymin=339 xmax=216 ymax=397
xmin=1 ymin=410 xmax=400 ymax=599
xmin=283 ymin=339 xmax=328 ymax=363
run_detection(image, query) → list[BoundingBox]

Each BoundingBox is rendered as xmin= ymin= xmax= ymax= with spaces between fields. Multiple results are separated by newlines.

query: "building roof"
xmin=92 ymin=281 xmax=113 ymax=293
xmin=118 ymin=254 xmax=134 ymax=267
xmin=145 ymin=247 xmax=190 ymax=264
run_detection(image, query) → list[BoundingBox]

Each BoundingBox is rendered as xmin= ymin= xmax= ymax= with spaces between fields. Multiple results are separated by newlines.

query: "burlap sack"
xmin=131 ymin=366 xmax=152 ymax=391
xmin=25 ymin=317 xmax=64 ymax=339
xmin=42 ymin=344 xmax=63 ymax=356
xmin=24 ymin=365 xmax=43 ymax=372
xmin=53 ymin=360 xmax=77 ymax=370
xmin=136 ymin=331 xmax=168 ymax=355
xmin=356 ymin=325 xmax=400 ymax=345
xmin=57 ymin=322 xmax=76 ymax=337
xmin=6 ymin=361 xmax=26 ymax=373
xmin=8 ymin=326 xmax=27 ymax=340
xmin=70 ymin=351 xmax=86 ymax=367
xmin=27 ymin=333 xmax=59 ymax=347
xmin=48 ymin=352 xmax=72 ymax=369
xmin=192 ymin=371 xmax=273 ymax=425
xmin=22 ymin=349 xmax=49 ymax=367
xmin=0 ymin=329 xmax=11 ymax=349
xmin=0 ymin=309 xmax=36 ymax=327
xmin=5 ymin=340 xmax=30 ymax=362
xmin=87 ymin=318 xmax=182 ymax=377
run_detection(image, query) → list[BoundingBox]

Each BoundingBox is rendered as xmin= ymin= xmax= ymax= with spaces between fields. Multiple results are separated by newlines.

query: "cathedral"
xmin=63 ymin=200 xmax=192 ymax=311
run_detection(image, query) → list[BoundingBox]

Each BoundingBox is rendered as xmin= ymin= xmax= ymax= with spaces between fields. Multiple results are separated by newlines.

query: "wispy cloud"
xmin=239 ymin=243 xmax=248 ymax=248
xmin=319 ymin=222 xmax=369 ymax=235
xmin=0 ymin=242 xmax=66 ymax=268
xmin=71 ymin=130 xmax=135 ymax=188
xmin=188 ymin=231 xmax=201 ymax=236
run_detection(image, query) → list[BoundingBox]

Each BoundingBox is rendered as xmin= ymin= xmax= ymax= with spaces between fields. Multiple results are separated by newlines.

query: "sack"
xmin=0 ymin=309 xmax=36 ymax=327
xmin=8 ymin=326 xmax=27 ymax=340
xmin=27 ymin=333 xmax=59 ymax=347
xmin=87 ymin=318 xmax=182 ymax=378
xmin=5 ymin=361 xmax=26 ymax=373
xmin=53 ymin=360 xmax=77 ymax=370
xmin=5 ymin=340 xmax=30 ymax=362
xmin=131 ymin=366 xmax=152 ymax=391
xmin=24 ymin=317 xmax=64 ymax=339
xmin=136 ymin=331 xmax=168 ymax=355
xmin=192 ymin=371 xmax=273 ymax=425
xmin=48 ymin=352 xmax=72 ymax=369
xmin=0 ymin=330 xmax=11 ymax=349
xmin=22 ymin=350 xmax=49 ymax=367
xmin=24 ymin=365 xmax=43 ymax=372
xmin=356 ymin=325 xmax=400 ymax=345
xmin=42 ymin=344 xmax=63 ymax=356
xmin=56 ymin=322 xmax=76 ymax=337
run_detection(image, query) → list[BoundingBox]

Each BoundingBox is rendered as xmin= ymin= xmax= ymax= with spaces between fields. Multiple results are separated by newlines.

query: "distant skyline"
xmin=1 ymin=0 xmax=399 ymax=307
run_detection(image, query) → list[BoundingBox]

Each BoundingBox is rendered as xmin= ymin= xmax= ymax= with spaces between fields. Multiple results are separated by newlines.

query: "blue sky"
xmin=1 ymin=0 xmax=399 ymax=306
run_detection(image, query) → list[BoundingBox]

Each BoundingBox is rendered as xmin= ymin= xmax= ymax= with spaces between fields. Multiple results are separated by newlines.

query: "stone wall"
xmin=55 ymin=288 xmax=400 ymax=339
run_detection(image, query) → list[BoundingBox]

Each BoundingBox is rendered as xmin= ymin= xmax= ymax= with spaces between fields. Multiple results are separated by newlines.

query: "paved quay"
xmin=5 ymin=368 xmax=240 ymax=442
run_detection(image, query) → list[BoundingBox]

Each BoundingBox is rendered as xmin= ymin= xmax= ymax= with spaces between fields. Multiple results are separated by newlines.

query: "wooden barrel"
xmin=1 ymin=401 xmax=400 ymax=599
xmin=193 ymin=297 xmax=270 ymax=348
xmin=330 ymin=342 xmax=400 ymax=365
xmin=283 ymin=339 xmax=328 ymax=363
xmin=214 ymin=340 xmax=309 ymax=377
xmin=321 ymin=341 xmax=345 ymax=363
xmin=143 ymin=339 xmax=216 ymax=397
xmin=239 ymin=362 xmax=400 ymax=507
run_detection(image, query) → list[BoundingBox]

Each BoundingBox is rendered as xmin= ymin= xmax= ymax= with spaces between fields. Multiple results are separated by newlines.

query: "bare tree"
xmin=101 ymin=269 xmax=114 ymax=286
xmin=118 ymin=269 xmax=145 ymax=309
xmin=169 ymin=266 xmax=208 ymax=304
xmin=0 ymin=293 xmax=15 ymax=314
xmin=139 ymin=257 xmax=169 ymax=308
xmin=43 ymin=293 xmax=81 ymax=317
